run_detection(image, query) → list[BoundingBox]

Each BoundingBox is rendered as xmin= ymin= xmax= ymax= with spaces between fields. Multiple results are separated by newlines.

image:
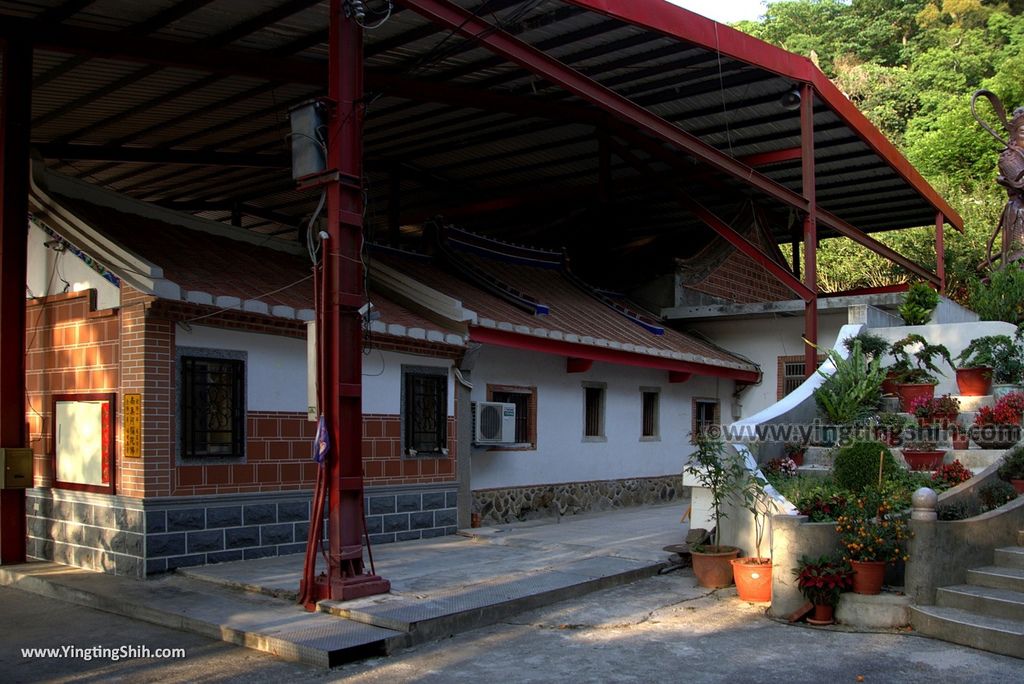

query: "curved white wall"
xmin=469 ymin=345 xmax=733 ymax=489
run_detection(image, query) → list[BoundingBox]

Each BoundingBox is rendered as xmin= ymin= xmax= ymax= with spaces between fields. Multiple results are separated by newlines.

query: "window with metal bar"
xmin=583 ymin=384 xmax=605 ymax=439
xmin=404 ymin=371 xmax=447 ymax=455
xmin=641 ymin=390 xmax=659 ymax=438
xmin=181 ymin=356 xmax=245 ymax=458
xmin=492 ymin=390 xmax=531 ymax=445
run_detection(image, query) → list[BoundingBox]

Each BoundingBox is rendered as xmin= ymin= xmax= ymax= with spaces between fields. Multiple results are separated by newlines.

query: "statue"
xmin=972 ymin=89 xmax=1024 ymax=270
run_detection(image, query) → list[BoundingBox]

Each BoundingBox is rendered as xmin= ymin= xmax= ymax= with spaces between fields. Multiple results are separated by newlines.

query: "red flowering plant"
xmin=997 ymin=391 xmax=1024 ymax=420
xmin=792 ymin=555 xmax=854 ymax=607
xmin=764 ymin=457 xmax=798 ymax=478
xmin=909 ymin=394 xmax=960 ymax=426
xmin=973 ymin=403 xmax=1020 ymax=427
xmin=794 ymin=491 xmax=848 ymax=522
xmin=931 ymin=460 xmax=973 ymax=490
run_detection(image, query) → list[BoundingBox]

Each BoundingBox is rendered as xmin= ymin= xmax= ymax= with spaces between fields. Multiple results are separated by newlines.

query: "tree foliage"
xmin=734 ymin=1 xmax=1024 ymax=303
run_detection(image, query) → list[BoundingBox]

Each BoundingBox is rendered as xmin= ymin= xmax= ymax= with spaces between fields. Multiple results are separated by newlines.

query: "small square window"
xmin=403 ymin=370 xmax=448 ymax=455
xmin=583 ymin=383 xmax=605 ymax=439
xmin=641 ymin=390 xmax=659 ymax=438
xmin=181 ymin=356 xmax=245 ymax=458
xmin=692 ymin=398 xmax=719 ymax=439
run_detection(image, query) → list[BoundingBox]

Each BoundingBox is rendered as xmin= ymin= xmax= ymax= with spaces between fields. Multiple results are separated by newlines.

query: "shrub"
xmin=842 ymin=330 xmax=890 ymax=361
xmin=835 ymin=490 xmax=910 ymax=562
xmin=795 ymin=491 xmax=849 ymax=522
xmin=979 ymin=480 xmax=1018 ymax=512
xmin=899 ymin=282 xmax=940 ymax=325
xmin=833 ymin=440 xmax=900 ymax=492
xmin=997 ymin=445 xmax=1024 ymax=481
xmin=937 ymin=500 xmax=974 ymax=521
xmin=968 ymin=265 xmax=1024 ymax=324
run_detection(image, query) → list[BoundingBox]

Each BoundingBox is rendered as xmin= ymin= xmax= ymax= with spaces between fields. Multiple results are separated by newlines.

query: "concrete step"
xmin=317 ymin=555 xmax=662 ymax=646
xmin=795 ymin=465 xmax=831 ymax=478
xmin=936 ymin=584 xmax=1024 ymax=622
xmin=948 ymin=450 xmax=1006 ymax=472
xmin=0 ymin=562 xmax=402 ymax=668
xmin=995 ymin=547 xmax=1024 ymax=570
xmin=910 ymin=605 xmax=1024 ymax=659
xmin=952 ymin=395 xmax=995 ymax=412
xmin=967 ymin=565 xmax=1024 ymax=592
xmin=802 ymin=446 xmax=835 ymax=468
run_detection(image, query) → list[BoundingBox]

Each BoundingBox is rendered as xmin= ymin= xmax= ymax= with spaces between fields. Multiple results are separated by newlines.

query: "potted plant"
xmin=764 ymin=456 xmax=798 ymax=478
xmin=997 ymin=445 xmax=1024 ymax=494
xmin=835 ymin=490 xmax=910 ymax=595
xmin=983 ymin=331 xmax=1024 ymax=399
xmin=731 ymin=473 xmax=776 ymax=603
xmin=954 ymin=336 xmax=1007 ymax=396
xmin=909 ymin=394 xmax=960 ymax=428
xmin=931 ymin=460 xmax=973 ymax=490
xmin=791 ymin=554 xmax=853 ymax=625
xmin=684 ymin=433 xmax=745 ymax=588
xmin=783 ymin=441 xmax=806 ymax=466
xmin=950 ymin=425 xmax=970 ymax=450
xmin=813 ymin=340 xmax=884 ymax=441
xmin=874 ymin=413 xmax=914 ymax=447
xmin=899 ymin=282 xmax=940 ymax=325
xmin=842 ymin=330 xmax=890 ymax=362
xmin=888 ymin=335 xmax=952 ymax=410
xmin=970 ymin=392 xmax=1024 ymax=449
xmin=901 ymin=432 xmax=946 ymax=471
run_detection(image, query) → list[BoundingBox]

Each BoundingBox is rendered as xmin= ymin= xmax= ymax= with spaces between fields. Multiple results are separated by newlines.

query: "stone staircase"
xmin=910 ymin=530 xmax=1024 ymax=659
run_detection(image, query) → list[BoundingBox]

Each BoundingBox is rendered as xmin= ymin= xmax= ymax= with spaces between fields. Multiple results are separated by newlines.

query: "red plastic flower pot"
xmin=851 ymin=560 xmax=886 ymax=595
xmin=956 ymin=367 xmax=993 ymax=397
xmin=896 ymin=383 xmax=935 ymax=412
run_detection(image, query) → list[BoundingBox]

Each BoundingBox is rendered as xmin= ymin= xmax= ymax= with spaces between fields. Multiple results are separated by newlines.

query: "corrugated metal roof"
xmin=3 ymin=0 xmax=960 ymax=290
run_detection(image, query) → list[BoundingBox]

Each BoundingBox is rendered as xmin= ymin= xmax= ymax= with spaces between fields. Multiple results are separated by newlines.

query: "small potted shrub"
xmin=901 ymin=431 xmax=946 ymax=471
xmin=997 ymin=445 xmax=1024 ymax=494
xmin=731 ymin=473 xmax=777 ymax=603
xmin=842 ymin=330 xmax=890 ymax=363
xmin=813 ymin=340 xmax=884 ymax=442
xmin=874 ymin=413 xmax=914 ymax=447
xmin=954 ymin=336 xmax=1006 ymax=396
xmin=931 ymin=460 xmax=973 ymax=490
xmin=836 ymin=491 xmax=910 ymax=595
xmin=888 ymin=335 xmax=952 ymax=410
xmin=899 ymin=282 xmax=940 ymax=325
xmin=792 ymin=554 xmax=853 ymax=625
xmin=764 ymin=456 xmax=798 ymax=478
xmin=970 ymin=392 xmax=1024 ymax=449
xmin=982 ymin=330 xmax=1024 ymax=399
xmin=950 ymin=425 xmax=970 ymax=450
xmin=909 ymin=394 xmax=960 ymax=428
xmin=783 ymin=441 xmax=807 ymax=466
xmin=684 ymin=433 xmax=745 ymax=588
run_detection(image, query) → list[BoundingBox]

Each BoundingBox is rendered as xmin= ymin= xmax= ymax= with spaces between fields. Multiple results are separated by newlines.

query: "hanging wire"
xmin=713 ymin=23 xmax=734 ymax=158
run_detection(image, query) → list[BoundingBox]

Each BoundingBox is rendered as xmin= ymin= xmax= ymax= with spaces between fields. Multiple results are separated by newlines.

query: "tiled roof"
xmin=369 ymin=235 xmax=756 ymax=373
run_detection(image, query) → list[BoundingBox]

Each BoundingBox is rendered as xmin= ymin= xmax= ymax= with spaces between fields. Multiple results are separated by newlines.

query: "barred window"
xmin=641 ymin=390 xmax=659 ymax=438
xmin=404 ymin=371 xmax=447 ymax=455
xmin=583 ymin=384 xmax=605 ymax=438
xmin=181 ymin=356 xmax=245 ymax=458
xmin=491 ymin=390 xmax=532 ymax=445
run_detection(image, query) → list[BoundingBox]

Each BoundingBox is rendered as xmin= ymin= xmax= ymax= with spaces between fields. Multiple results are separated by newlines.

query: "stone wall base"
xmin=26 ymin=483 xmax=457 ymax=577
xmin=473 ymin=475 xmax=683 ymax=525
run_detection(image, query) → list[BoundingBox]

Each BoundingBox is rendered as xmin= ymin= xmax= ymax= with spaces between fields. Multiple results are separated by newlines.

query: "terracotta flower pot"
xmin=956 ymin=367 xmax=993 ymax=396
xmin=731 ymin=557 xmax=772 ymax=602
xmin=1011 ymin=479 xmax=1024 ymax=495
xmin=881 ymin=371 xmax=901 ymax=397
xmin=810 ymin=603 xmax=835 ymax=625
xmin=951 ymin=431 xmax=969 ymax=450
xmin=851 ymin=560 xmax=886 ymax=595
xmin=789 ymin=450 xmax=805 ymax=466
xmin=691 ymin=546 xmax=740 ymax=589
xmin=896 ymin=383 xmax=935 ymax=412
xmin=902 ymin=449 xmax=945 ymax=471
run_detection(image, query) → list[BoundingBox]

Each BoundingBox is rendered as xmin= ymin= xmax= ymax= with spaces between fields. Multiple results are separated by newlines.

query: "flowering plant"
xmin=931 ymin=460 xmax=973 ymax=489
xmin=795 ymin=491 xmax=848 ymax=522
xmin=764 ymin=457 xmax=798 ymax=478
xmin=997 ymin=391 xmax=1024 ymax=420
xmin=974 ymin=404 xmax=1021 ymax=427
xmin=835 ymin=492 xmax=910 ymax=563
xmin=792 ymin=555 xmax=853 ymax=607
xmin=909 ymin=394 xmax=960 ymax=420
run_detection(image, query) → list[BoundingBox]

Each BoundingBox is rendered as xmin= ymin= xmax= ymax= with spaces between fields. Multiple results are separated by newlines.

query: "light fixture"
xmin=779 ymin=87 xmax=801 ymax=111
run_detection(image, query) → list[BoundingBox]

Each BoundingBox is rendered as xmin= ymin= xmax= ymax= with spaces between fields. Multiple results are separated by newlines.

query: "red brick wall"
xmin=25 ymin=290 xmax=119 ymax=488
xmin=361 ymin=414 xmax=457 ymax=485
xmin=689 ymin=251 xmax=794 ymax=303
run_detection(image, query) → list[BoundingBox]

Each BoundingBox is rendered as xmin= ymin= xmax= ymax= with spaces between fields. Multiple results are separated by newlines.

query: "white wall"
xmin=690 ymin=310 xmax=847 ymax=418
xmin=469 ymin=345 xmax=736 ymax=490
xmin=26 ymin=222 xmax=120 ymax=310
xmin=178 ymin=325 xmax=455 ymax=416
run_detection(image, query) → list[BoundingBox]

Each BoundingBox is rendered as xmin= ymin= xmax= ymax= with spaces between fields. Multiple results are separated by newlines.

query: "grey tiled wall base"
xmin=26 ymin=484 xmax=459 ymax=577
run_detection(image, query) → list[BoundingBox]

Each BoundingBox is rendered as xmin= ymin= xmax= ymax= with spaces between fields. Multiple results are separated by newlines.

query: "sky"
xmin=666 ymin=0 xmax=768 ymax=25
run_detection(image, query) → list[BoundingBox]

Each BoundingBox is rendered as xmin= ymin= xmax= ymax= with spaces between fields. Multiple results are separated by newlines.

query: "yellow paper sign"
xmin=124 ymin=393 xmax=142 ymax=458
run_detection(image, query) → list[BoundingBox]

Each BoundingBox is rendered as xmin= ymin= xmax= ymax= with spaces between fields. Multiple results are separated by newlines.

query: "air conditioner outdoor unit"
xmin=473 ymin=401 xmax=516 ymax=445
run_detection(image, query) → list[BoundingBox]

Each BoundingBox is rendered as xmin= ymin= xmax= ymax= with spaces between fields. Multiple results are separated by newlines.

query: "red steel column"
xmin=935 ymin=211 xmax=946 ymax=294
xmin=0 ymin=37 xmax=32 ymax=564
xmin=801 ymin=83 xmax=818 ymax=378
xmin=319 ymin=0 xmax=389 ymax=600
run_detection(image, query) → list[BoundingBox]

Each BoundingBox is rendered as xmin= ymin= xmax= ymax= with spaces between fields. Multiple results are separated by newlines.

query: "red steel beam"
xmin=0 ymin=37 xmax=32 ymax=565
xmin=738 ymin=148 xmax=802 ymax=167
xmin=801 ymin=83 xmax=819 ymax=379
xmin=471 ymin=327 xmax=760 ymax=384
xmin=560 ymin=0 xmax=964 ymax=231
xmin=396 ymin=0 xmax=810 ymax=215
xmin=606 ymin=137 xmax=814 ymax=302
xmin=307 ymin=0 xmax=389 ymax=604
